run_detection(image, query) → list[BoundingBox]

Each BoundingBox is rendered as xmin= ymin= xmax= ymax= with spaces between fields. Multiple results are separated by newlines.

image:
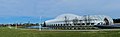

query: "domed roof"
xmin=56 ymin=14 xmax=82 ymax=20
xmin=56 ymin=14 xmax=80 ymax=19
xmin=45 ymin=14 xmax=82 ymax=24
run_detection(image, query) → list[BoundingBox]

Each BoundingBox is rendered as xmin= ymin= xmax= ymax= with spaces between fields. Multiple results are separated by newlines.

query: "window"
xmin=91 ymin=23 xmax=94 ymax=25
xmin=64 ymin=24 xmax=66 ymax=26
xmin=60 ymin=24 xmax=62 ymax=26
xmin=82 ymin=23 xmax=85 ymax=25
xmin=77 ymin=23 xmax=81 ymax=25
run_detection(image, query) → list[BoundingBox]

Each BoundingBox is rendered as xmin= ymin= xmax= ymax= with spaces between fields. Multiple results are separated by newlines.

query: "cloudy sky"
xmin=0 ymin=0 xmax=120 ymax=23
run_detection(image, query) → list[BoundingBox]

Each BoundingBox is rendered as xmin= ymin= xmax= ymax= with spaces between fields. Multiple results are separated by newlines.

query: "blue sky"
xmin=0 ymin=0 xmax=120 ymax=23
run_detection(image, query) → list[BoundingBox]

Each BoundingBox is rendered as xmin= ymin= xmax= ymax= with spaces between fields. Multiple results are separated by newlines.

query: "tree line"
xmin=113 ymin=19 xmax=120 ymax=23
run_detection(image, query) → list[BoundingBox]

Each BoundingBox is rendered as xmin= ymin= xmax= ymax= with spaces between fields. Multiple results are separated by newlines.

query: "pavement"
xmin=38 ymin=29 xmax=120 ymax=31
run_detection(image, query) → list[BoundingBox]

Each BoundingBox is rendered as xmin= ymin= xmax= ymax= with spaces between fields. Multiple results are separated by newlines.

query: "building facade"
xmin=43 ymin=14 xmax=114 ymax=30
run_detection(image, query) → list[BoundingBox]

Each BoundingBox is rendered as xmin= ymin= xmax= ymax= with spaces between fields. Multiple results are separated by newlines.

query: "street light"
xmin=39 ymin=17 xmax=42 ymax=31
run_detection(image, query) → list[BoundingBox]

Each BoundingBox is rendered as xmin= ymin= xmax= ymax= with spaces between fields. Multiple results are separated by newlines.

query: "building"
xmin=43 ymin=14 xmax=114 ymax=30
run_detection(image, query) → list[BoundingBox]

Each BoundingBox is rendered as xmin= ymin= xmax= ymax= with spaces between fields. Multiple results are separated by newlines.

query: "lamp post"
xmin=15 ymin=23 xmax=17 ymax=29
xmin=39 ymin=24 xmax=41 ymax=31
xmin=39 ymin=17 xmax=42 ymax=31
xmin=8 ymin=24 xmax=12 ymax=29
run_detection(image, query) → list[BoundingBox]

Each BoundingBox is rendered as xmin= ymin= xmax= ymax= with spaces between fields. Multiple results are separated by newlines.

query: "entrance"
xmin=104 ymin=18 xmax=109 ymax=25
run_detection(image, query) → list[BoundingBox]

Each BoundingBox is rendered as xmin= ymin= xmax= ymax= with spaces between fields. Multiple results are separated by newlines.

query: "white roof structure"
xmin=45 ymin=14 xmax=113 ymax=25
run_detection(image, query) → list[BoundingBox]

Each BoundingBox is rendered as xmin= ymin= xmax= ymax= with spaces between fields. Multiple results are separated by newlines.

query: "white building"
xmin=44 ymin=14 xmax=114 ymax=30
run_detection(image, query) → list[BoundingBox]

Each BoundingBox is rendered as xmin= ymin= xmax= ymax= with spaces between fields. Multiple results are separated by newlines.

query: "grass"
xmin=0 ymin=27 xmax=120 ymax=37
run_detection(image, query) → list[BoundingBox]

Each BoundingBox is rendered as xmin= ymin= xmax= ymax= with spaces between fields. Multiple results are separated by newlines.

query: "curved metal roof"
xmin=45 ymin=14 xmax=113 ymax=25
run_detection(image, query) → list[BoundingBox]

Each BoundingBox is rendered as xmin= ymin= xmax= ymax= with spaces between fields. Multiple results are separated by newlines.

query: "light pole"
xmin=8 ymin=23 xmax=12 ymax=29
xmin=15 ymin=23 xmax=17 ymax=29
xmin=39 ymin=24 xmax=41 ymax=31
xmin=39 ymin=17 xmax=42 ymax=31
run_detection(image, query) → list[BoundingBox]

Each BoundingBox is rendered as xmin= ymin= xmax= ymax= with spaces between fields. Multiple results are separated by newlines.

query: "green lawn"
xmin=0 ymin=27 xmax=120 ymax=37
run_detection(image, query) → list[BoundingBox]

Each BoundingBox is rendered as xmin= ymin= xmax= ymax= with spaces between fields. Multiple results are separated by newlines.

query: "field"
xmin=0 ymin=27 xmax=120 ymax=37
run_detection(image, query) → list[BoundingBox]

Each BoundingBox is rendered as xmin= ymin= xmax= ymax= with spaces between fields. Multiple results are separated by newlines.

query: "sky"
xmin=0 ymin=0 xmax=120 ymax=23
